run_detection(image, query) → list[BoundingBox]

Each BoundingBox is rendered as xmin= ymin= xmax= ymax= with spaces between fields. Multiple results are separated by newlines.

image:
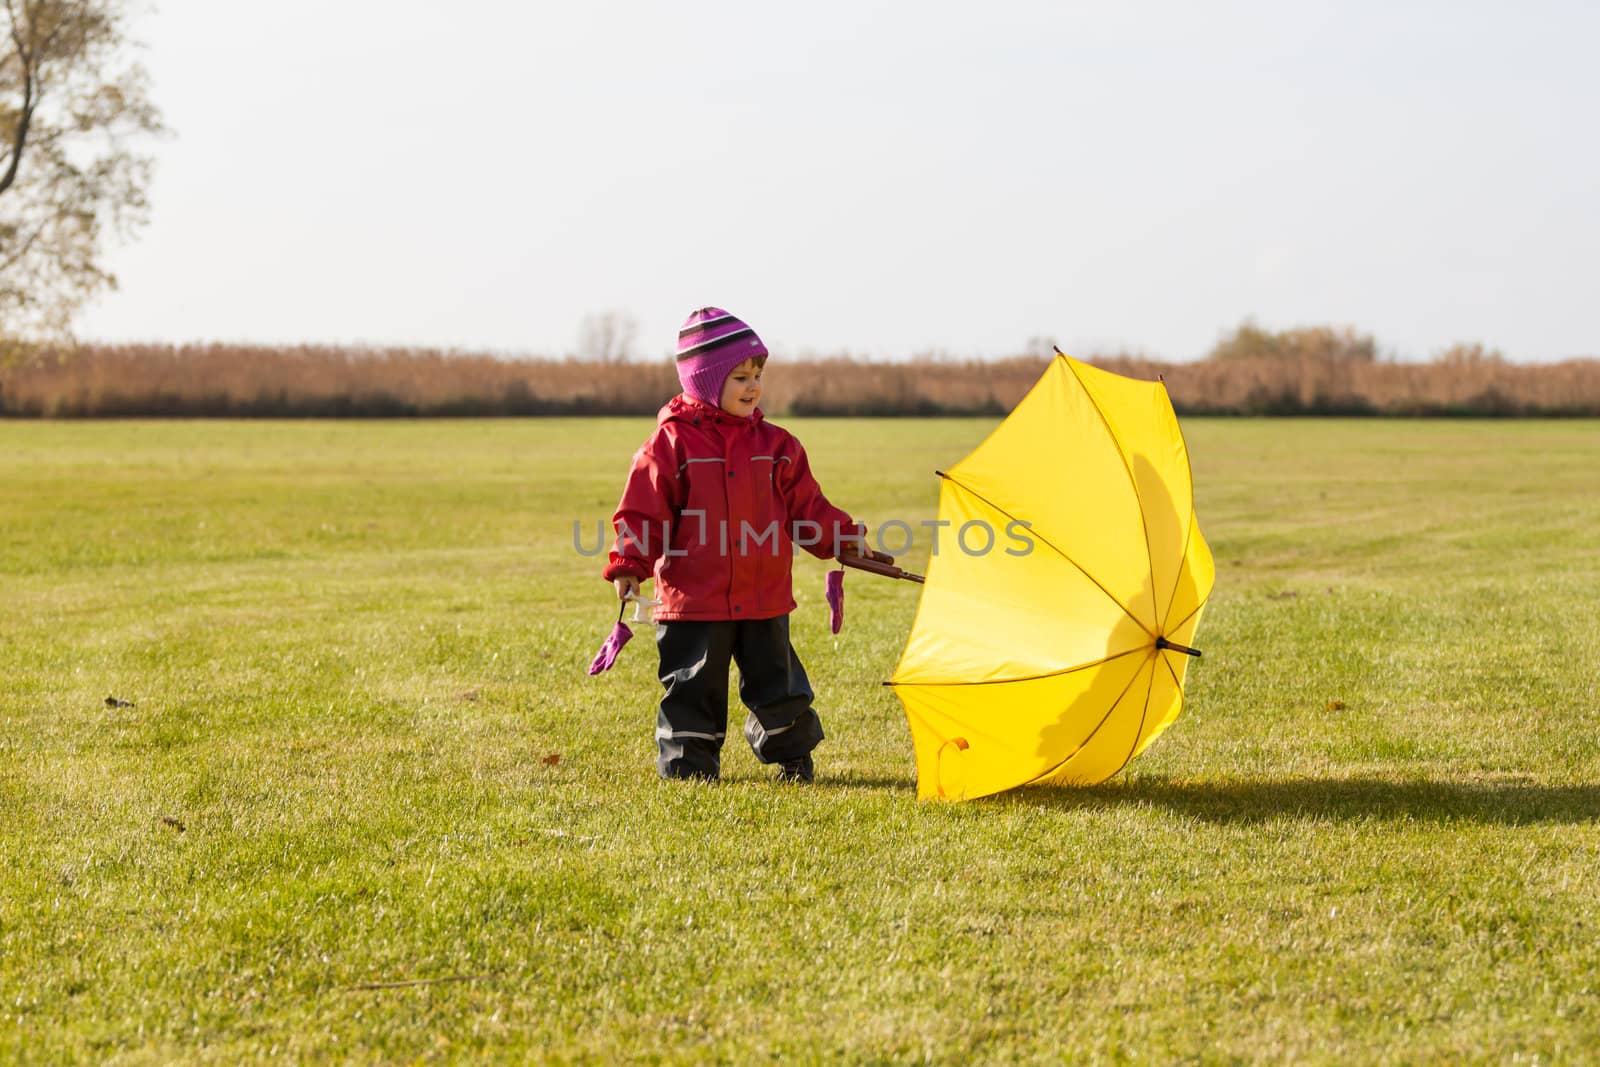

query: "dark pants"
xmin=654 ymin=614 xmax=824 ymax=780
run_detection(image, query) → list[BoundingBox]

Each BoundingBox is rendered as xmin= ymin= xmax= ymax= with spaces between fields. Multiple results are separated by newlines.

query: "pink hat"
xmin=676 ymin=307 xmax=768 ymax=406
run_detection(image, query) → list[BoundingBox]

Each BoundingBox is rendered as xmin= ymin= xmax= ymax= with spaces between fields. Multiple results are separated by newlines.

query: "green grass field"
xmin=3 ymin=417 xmax=1599 ymax=1063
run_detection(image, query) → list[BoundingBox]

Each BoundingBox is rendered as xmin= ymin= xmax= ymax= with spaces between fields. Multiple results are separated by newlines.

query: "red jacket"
xmin=603 ymin=394 xmax=861 ymax=621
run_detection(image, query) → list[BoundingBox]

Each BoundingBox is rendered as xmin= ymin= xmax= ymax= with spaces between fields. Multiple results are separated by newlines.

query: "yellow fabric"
xmin=889 ymin=353 xmax=1214 ymax=800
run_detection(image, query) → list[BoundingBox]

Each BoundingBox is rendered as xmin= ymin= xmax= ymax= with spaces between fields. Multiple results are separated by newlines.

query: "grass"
xmin=2 ymin=416 xmax=1599 ymax=1063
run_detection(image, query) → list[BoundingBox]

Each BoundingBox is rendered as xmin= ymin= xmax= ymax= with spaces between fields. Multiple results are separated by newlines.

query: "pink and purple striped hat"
xmin=676 ymin=307 xmax=768 ymax=407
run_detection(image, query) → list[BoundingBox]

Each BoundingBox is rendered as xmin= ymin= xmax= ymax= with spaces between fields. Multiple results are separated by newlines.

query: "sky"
xmin=76 ymin=0 xmax=1600 ymax=362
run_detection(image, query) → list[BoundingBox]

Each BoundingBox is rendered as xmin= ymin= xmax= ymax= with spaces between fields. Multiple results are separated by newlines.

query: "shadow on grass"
xmin=997 ymin=777 xmax=1600 ymax=825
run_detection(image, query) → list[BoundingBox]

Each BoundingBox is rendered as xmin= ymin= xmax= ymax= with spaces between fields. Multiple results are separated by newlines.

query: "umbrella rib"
xmin=1160 ymin=384 xmax=1199 ymax=634
xmin=1164 ymin=599 xmax=1204 ymax=638
xmin=940 ymin=471 xmax=1157 ymax=640
xmin=1062 ymin=357 xmax=1162 ymax=633
xmin=887 ymin=645 xmax=1148 ymax=688
xmin=1163 ymin=522 xmax=1198 ymax=635
xmin=1121 ymin=644 xmax=1160 ymax=771
xmin=1160 ymin=650 xmax=1183 ymax=690
xmin=1018 ymin=650 xmax=1156 ymax=789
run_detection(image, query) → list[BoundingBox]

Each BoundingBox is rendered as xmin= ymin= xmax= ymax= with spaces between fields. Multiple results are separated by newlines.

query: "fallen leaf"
xmin=542 ymin=753 xmax=561 ymax=767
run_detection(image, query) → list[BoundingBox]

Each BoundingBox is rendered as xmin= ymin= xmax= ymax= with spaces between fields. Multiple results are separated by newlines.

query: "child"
xmin=602 ymin=306 xmax=871 ymax=783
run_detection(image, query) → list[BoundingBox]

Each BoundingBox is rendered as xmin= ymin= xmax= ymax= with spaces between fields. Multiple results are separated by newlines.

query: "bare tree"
xmin=578 ymin=310 xmax=638 ymax=363
xmin=1022 ymin=334 xmax=1058 ymax=360
xmin=1 ymin=0 xmax=163 ymax=360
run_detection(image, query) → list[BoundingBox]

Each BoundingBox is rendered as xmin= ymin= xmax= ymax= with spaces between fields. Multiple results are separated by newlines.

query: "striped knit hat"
xmin=676 ymin=307 xmax=768 ymax=407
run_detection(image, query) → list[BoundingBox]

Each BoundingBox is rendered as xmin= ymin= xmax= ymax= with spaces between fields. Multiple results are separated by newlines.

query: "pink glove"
xmin=587 ymin=606 xmax=634 ymax=675
xmin=825 ymin=569 xmax=844 ymax=634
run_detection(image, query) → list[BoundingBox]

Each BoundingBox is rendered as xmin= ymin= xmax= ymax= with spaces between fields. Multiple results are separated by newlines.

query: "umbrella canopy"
xmin=888 ymin=352 xmax=1214 ymax=801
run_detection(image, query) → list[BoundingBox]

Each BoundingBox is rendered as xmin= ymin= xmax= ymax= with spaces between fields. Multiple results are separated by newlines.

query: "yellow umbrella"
xmin=887 ymin=350 xmax=1214 ymax=801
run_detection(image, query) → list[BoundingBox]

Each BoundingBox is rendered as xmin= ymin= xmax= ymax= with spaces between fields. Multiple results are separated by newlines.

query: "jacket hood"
xmin=658 ymin=392 xmax=766 ymax=429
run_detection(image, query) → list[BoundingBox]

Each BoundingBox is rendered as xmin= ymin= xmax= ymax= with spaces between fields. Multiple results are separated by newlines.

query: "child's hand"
xmin=838 ymin=532 xmax=894 ymax=566
xmin=614 ymin=576 xmax=641 ymax=601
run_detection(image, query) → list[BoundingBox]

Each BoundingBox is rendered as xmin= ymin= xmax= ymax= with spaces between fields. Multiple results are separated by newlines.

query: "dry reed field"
xmin=2 ymin=341 xmax=1598 ymax=418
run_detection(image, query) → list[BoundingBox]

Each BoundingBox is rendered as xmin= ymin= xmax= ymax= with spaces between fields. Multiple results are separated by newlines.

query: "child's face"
xmin=718 ymin=358 xmax=764 ymax=417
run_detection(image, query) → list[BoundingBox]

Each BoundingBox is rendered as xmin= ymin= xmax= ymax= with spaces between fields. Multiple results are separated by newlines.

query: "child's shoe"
xmin=776 ymin=754 xmax=814 ymax=783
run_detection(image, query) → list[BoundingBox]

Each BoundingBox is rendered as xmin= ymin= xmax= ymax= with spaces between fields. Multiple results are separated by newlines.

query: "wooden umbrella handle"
xmin=838 ymin=553 xmax=925 ymax=584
